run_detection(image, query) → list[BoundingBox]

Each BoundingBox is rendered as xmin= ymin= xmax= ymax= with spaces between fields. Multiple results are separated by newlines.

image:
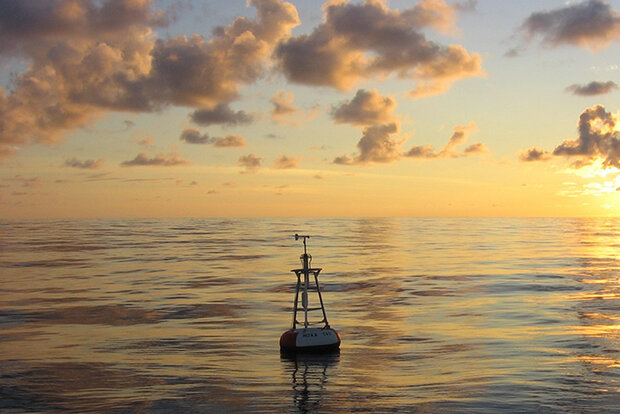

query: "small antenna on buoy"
xmin=294 ymin=234 xmax=310 ymax=255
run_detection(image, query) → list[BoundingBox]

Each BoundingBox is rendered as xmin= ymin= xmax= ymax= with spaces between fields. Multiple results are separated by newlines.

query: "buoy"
xmin=280 ymin=234 xmax=341 ymax=353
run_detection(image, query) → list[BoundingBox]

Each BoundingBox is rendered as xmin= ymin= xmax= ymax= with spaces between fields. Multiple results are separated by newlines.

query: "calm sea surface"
xmin=0 ymin=218 xmax=618 ymax=413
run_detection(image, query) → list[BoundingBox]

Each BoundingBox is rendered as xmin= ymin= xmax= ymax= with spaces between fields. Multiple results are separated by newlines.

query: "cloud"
xmin=552 ymin=105 xmax=620 ymax=168
xmin=213 ymin=135 xmax=246 ymax=147
xmin=274 ymin=0 xmax=483 ymax=95
xmin=269 ymin=90 xmax=319 ymax=124
xmin=64 ymin=157 xmax=103 ymax=169
xmin=270 ymin=90 xmax=297 ymax=117
xmin=405 ymin=121 xmax=485 ymax=158
xmin=121 ymin=151 xmax=190 ymax=166
xmin=464 ymin=142 xmax=489 ymax=155
xmin=404 ymin=144 xmax=438 ymax=159
xmin=0 ymin=0 xmax=299 ymax=157
xmin=331 ymin=89 xmax=396 ymax=126
xmin=180 ymin=129 xmax=212 ymax=144
xmin=518 ymin=0 xmax=620 ymax=51
xmin=179 ymin=129 xmax=246 ymax=147
xmin=6 ymin=175 xmax=41 ymax=188
xmin=274 ymin=154 xmax=300 ymax=169
xmin=334 ymin=122 xmax=403 ymax=165
xmin=0 ymin=0 xmax=166 ymax=54
xmin=519 ymin=147 xmax=552 ymax=162
xmin=190 ymin=104 xmax=253 ymax=126
xmin=566 ymin=81 xmax=618 ymax=96
xmin=238 ymin=153 xmax=262 ymax=173
xmin=137 ymin=133 xmax=155 ymax=147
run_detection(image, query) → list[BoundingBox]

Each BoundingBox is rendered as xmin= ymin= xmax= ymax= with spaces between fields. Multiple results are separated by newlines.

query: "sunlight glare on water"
xmin=0 ymin=218 xmax=618 ymax=412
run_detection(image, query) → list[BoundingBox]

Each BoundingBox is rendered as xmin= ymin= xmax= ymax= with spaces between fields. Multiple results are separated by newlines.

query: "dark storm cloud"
xmin=273 ymin=0 xmax=482 ymax=95
xmin=566 ymin=81 xmax=618 ymax=96
xmin=331 ymin=89 xmax=396 ymax=126
xmin=190 ymin=104 xmax=253 ymax=126
xmin=519 ymin=0 xmax=620 ymax=51
xmin=0 ymin=0 xmax=299 ymax=158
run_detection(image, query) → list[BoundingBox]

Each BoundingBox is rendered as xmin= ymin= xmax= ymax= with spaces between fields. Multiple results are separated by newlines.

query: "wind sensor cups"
xmin=280 ymin=234 xmax=341 ymax=353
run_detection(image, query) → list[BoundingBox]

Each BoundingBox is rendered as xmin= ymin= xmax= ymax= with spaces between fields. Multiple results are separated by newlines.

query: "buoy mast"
xmin=293 ymin=234 xmax=330 ymax=330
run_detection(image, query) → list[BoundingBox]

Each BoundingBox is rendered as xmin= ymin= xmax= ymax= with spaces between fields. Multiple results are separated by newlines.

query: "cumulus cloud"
xmin=519 ymin=105 xmax=620 ymax=169
xmin=566 ymin=81 xmax=618 ymax=96
xmin=518 ymin=0 xmax=620 ymax=51
xmin=121 ymin=151 xmax=190 ymax=166
xmin=553 ymin=105 xmax=620 ymax=168
xmin=334 ymin=122 xmax=403 ymax=165
xmin=64 ymin=157 xmax=103 ymax=169
xmin=0 ymin=0 xmax=166 ymax=54
xmin=0 ymin=0 xmax=299 ymax=158
xmin=180 ymin=129 xmax=212 ymax=144
xmin=180 ymin=129 xmax=246 ymax=147
xmin=405 ymin=121 xmax=485 ymax=159
xmin=213 ymin=135 xmax=246 ymax=147
xmin=274 ymin=0 xmax=483 ymax=95
xmin=238 ymin=153 xmax=263 ymax=173
xmin=274 ymin=154 xmax=300 ymax=169
xmin=269 ymin=90 xmax=319 ymax=124
xmin=190 ymin=104 xmax=253 ymax=126
xmin=519 ymin=147 xmax=552 ymax=162
xmin=270 ymin=90 xmax=297 ymax=119
xmin=331 ymin=89 xmax=396 ymax=126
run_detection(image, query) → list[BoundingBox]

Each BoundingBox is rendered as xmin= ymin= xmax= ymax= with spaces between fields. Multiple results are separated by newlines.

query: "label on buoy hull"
xmin=280 ymin=328 xmax=341 ymax=352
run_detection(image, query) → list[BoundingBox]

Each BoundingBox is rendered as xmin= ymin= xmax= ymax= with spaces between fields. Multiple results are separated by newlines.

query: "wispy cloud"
xmin=64 ymin=157 xmax=103 ymax=169
xmin=121 ymin=152 xmax=190 ymax=167
xmin=179 ymin=129 xmax=246 ymax=147
xmin=405 ymin=121 xmax=487 ymax=159
xmin=269 ymin=90 xmax=319 ymax=125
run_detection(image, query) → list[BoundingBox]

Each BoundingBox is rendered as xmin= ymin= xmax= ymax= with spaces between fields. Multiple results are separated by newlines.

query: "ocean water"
xmin=0 ymin=218 xmax=618 ymax=413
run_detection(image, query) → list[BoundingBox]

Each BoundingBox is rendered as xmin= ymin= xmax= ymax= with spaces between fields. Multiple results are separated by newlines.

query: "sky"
xmin=0 ymin=0 xmax=619 ymax=218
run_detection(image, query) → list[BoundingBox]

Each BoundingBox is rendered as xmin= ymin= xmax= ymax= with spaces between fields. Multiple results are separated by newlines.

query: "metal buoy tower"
xmin=280 ymin=234 xmax=340 ymax=353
